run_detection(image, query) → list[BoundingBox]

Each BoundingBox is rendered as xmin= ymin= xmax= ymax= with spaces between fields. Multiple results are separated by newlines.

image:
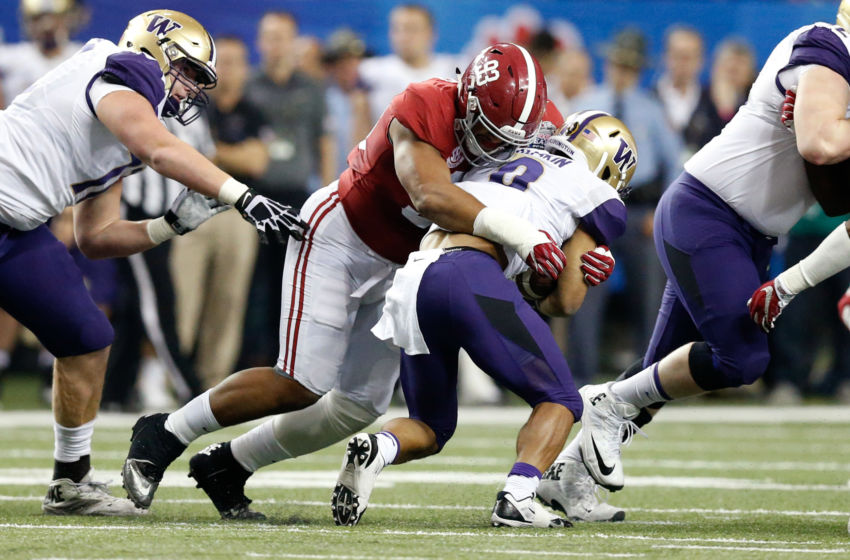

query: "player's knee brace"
xmin=271 ymin=390 xmax=380 ymax=459
xmin=688 ymin=341 xmax=770 ymax=390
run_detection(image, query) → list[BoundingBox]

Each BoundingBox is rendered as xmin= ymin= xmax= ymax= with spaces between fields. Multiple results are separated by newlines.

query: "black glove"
xmin=164 ymin=187 xmax=230 ymax=235
xmin=234 ymin=188 xmax=309 ymax=244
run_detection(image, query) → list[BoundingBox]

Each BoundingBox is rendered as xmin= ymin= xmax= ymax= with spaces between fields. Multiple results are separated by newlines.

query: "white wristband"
xmin=146 ymin=216 xmax=177 ymax=245
xmin=217 ymin=177 xmax=249 ymax=205
xmin=779 ymin=223 xmax=850 ymax=294
xmin=472 ymin=206 xmax=545 ymax=258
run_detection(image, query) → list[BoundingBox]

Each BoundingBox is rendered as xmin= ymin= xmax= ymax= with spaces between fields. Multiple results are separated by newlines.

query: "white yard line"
xmin=3 ymin=522 xmax=841 ymax=552
xmin=1 ymin=468 xmax=849 ymax=492
xmin=652 ymin=544 xmax=848 ymax=554
xmin=245 ymin=554 xmax=428 ymax=560
xmin=462 ymin=549 xmax=643 ymax=558
xmin=1 ymin=495 xmax=847 ymax=519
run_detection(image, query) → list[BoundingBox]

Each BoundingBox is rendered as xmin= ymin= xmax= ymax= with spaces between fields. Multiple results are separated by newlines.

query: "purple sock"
xmin=508 ymin=462 xmax=542 ymax=479
xmin=503 ymin=462 xmax=542 ymax=501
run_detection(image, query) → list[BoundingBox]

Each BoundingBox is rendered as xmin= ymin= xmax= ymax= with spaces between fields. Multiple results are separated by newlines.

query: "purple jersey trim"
xmin=578 ymin=198 xmax=627 ymax=245
xmin=779 ymin=26 xmax=850 ymax=92
xmin=72 ymin=155 xmax=144 ymax=202
xmin=100 ymin=52 xmax=166 ymax=113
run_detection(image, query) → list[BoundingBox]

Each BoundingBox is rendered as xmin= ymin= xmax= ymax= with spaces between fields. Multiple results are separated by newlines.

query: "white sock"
xmin=53 ymin=419 xmax=95 ymax=462
xmin=164 ymin=390 xmax=221 ymax=445
xmin=503 ymin=474 xmax=540 ymax=502
xmin=554 ymin=432 xmax=584 ymax=464
xmin=0 ymin=350 xmax=10 ymax=370
xmin=375 ymin=431 xmax=399 ymax=465
xmin=230 ymin=419 xmax=287 ymax=472
xmin=229 ymin=390 xmax=381 ymax=472
xmin=610 ymin=363 xmax=671 ymax=409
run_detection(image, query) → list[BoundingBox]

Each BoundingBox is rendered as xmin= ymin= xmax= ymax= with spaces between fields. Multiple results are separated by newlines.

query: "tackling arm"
xmin=389 ymin=118 xmax=483 ymax=232
xmin=537 ymin=227 xmax=597 ymax=317
xmin=390 ymin=119 xmax=566 ymax=279
xmin=793 ymin=66 xmax=850 ymax=165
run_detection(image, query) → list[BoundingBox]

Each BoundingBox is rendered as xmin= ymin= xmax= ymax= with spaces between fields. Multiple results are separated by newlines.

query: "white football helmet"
xmin=545 ymin=111 xmax=638 ymax=195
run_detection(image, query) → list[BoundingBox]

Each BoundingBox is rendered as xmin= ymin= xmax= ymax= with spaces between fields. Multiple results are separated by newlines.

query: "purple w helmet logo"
xmin=147 ymin=15 xmax=183 ymax=36
xmin=612 ymin=138 xmax=636 ymax=173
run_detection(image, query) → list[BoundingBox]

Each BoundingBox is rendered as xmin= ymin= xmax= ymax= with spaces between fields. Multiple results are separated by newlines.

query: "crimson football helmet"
xmin=456 ymin=43 xmax=547 ymax=166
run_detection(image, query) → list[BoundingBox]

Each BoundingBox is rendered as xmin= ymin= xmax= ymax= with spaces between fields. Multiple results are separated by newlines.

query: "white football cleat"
xmin=332 ymin=433 xmax=385 ymax=526
xmin=490 ymin=491 xmax=571 ymax=528
xmin=538 ymin=459 xmax=625 ymax=522
xmin=43 ymin=471 xmax=148 ymax=516
xmin=578 ymin=382 xmax=642 ymax=491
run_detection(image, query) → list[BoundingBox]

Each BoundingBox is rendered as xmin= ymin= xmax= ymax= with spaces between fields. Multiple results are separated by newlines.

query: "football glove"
xmin=838 ymin=287 xmax=850 ymax=331
xmin=164 ymin=187 xmax=230 ymax=235
xmin=234 ymin=188 xmax=309 ymax=244
xmin=747 ymin=277 xmax=796 ymax=333
xmin=580 ymin=245 xmax=615 ymax=286
xmin=781 ymin=87 xmax=796 ymax=131
xmin=524 ymin=230 xmax=567 ymax=281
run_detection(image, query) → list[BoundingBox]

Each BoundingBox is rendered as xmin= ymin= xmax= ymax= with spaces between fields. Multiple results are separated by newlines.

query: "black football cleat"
xmin=188 ymin=442 xmax=266 ymax=520
xmin=122 ymin=413 xmax=187 ymax=508
xmin=490 ymin=491 xmax=572 ymax=528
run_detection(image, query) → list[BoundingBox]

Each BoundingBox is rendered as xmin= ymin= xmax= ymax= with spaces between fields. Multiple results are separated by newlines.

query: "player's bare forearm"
xmin=390 ymin=119 xmax=483 ymax=233
xmin=77 ymin=220 xmax=157 ymax=259
xmin=97 ymin=90 xmax=230 ymax=199
xmin=72 ymin=183 xmax=157 ymax=259
xmin=412 ymin=180 xmax=485 ymax=233
xmin=538 ymin=228 xmax=595 ymax=316
xmin=794 ymin=66 xmax=850 ymax=165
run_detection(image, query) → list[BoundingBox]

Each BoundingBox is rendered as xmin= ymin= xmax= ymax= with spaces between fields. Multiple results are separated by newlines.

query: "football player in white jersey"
xmin=0 ymin=9 xmax=305 ymax=516
xmin=549 ymin=3 xmax=850 ymax=512
xmin=330 ymin=112 xmax=636 ymax=528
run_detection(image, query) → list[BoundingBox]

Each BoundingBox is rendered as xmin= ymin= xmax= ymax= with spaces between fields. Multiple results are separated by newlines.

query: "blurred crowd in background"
xmin=0 ymin=0 xmax=847 ymax=411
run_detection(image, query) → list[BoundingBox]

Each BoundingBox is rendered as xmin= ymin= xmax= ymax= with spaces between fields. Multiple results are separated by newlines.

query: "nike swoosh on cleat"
xmin=591 ymin=435 xmax=615 ymax=476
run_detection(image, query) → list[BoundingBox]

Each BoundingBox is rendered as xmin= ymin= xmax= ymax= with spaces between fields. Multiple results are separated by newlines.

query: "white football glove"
xmin=165 ymin=187 xmax=230 ymax=235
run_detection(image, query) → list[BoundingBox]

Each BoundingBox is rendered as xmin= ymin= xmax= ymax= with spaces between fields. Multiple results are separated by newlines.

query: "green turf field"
xmin=0 ymin=405 xmax=848 ymax=559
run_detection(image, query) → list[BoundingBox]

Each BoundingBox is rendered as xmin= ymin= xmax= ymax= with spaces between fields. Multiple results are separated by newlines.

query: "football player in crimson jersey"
xmin=0 ymin=9 xmax=304 ymax=517
xmin=123 ymin=43 xmax=590 ymax=519
xmin=330 ymin=112 xmax=636 ymax=528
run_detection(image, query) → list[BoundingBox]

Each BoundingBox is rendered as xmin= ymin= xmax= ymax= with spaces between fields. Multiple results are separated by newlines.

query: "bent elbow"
xmin=75 ymin=235 xmax=102 ymax=260
xmin=799 ymin=137 xmax=845 ymax=166
xmin=409 ymin=183 xmax=446 ymax=220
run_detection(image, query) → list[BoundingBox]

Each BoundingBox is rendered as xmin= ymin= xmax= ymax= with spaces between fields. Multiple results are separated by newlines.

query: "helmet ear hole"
xmin=600 ymin=168 xmax=612 ymax=182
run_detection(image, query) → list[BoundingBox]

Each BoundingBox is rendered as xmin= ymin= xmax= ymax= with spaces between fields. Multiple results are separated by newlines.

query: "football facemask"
xmin=455 ymin=43 xmax=547 ymax=166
